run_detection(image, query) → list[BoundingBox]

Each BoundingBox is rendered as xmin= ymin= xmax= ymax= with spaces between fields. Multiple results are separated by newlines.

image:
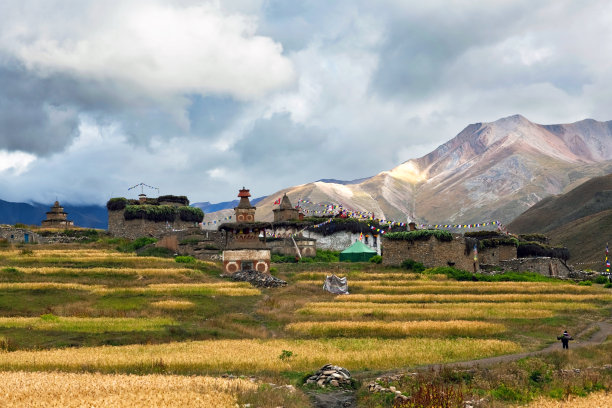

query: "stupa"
xmin=41 ymin=201 xmax=74 ymax=228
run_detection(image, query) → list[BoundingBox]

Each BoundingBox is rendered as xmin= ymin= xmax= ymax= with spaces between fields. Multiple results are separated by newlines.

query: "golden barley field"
xmin=0 ymin=370 xmax=257 ymax=408
xmin=1 ymin=246 xmax=611 ymax=407
xmin=0 ymin=337 xmax=520 ymax=373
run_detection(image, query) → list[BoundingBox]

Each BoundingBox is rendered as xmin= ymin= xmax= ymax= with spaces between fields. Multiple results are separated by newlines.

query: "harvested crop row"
xmin=335 ymin=293 xmax=612 ymax=303
xmin=293 ymin=272 xmax=427 ymax=281
xmin=297 ymin=305 xmax=555 ymax=319
xmin=0 ymin=370 xmax=256 ymax=408
xmin=0 ymin=282 xmax=260 ymax=296
xmin=151 ymin=300 xmax=195 ymax=310
xmin=1 ymin=249 xmax=134 ymax=258
xmin=349 ymin=284 xmax=600 ymax=294
xmin=0 ymin=338 xmax=520 ymax=373
xmin=2 ymin=267 xmax=196 ymax=275
xmin=0 ymin=317 xmax=176 ymax=332
xmin=285 ymin=320 xmax=506 ymax=337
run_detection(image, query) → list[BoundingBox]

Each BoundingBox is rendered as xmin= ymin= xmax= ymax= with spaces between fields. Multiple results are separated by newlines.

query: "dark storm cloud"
xmin=370 ymin=2 xmax=536 ymax=99
xmin=0 ymin=63 xmax=79 ymax=155
xmin=236 ymin=112 xmax=327 ymax=169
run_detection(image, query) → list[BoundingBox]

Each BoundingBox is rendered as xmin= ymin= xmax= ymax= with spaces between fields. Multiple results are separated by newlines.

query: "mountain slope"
xmin=507 ymin=173 xmax=612 ymax=234
xmin=507 ymin=173 xmax=612 ymax=266
xmin=251 ymin=115 xmax=612 ymax=225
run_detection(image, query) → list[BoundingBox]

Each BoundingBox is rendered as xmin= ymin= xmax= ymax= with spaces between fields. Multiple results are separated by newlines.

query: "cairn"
xmin=226 ymin=269 xmax=287 ymax=288
xmin=305 ymin=364 xmax=352 ymax=388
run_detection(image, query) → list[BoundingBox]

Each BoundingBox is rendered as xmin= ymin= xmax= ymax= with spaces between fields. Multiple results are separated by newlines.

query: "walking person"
xmin=557 ymin=330 xmax=573 ymax=349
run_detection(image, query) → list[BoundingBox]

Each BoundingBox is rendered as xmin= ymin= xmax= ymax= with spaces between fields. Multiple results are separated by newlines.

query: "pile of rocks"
xmin=305 ymin=364 xmax=352 ymax=388
xmin=226 ymin=269 xmax=287 ymax=288
xmin=367 ymin=381 xmax=409 ymax=404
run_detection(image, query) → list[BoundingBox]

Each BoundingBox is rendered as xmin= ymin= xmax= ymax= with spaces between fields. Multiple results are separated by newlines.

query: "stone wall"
xmin=382 ymin=234 xmax=477 ymax=270
xmin=108 ymin=210 xmax=195 ymax=239
xmin=382 ymin=234 xmax=518 ymax=271
xmin=496 ymin=257 xmax=574 ymax=278
xmin=0 ymin=226 xmax=44 ymax=244
xmin=479 ymin=245 xmax=517 ymax=265
xmin=304 ymin=230 xmax=380 ymax=254
xmin=223 ymin=249 xmax=270 ymax=274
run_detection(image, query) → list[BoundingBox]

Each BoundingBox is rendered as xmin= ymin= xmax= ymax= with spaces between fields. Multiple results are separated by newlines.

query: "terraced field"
xmin=0 ymin=245 xmax=610 ymax=407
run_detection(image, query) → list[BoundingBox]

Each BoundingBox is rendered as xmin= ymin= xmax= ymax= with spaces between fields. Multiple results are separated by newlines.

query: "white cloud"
xmin=0 ymin=151 xmax=36 ymax=175
xmin=0 ymin=1 xmax=294 ymax=101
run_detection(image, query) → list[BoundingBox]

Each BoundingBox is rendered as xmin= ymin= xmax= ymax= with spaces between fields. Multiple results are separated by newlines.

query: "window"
xmin=241 ymin=261 xmax=253 ymax=271
xmin=364 ymin=235 xmax=369 ymax=244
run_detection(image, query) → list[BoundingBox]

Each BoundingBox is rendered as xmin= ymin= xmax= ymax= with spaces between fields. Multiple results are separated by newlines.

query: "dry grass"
xmin=0 ymin=338 xmax=521 ymax=373
xmin=526 ymin=391 xmax=612 ymax=407
xmin=334 ymin=293 xmax=612 ymax=303
xmin=2 ymin=249 xmax=134 ymax=258
xmin=347 ymin=282 xmax=602 ymax=294
xmin=0 ymin=370 xmax=257 ymax=408
xmin=0 ymin=317 xmax=176 ymax=332
xmin=0 ymin=282 xmax=104 ymax=291
xmin=0 ymin=282 xmax=260 ymax=296
xmin=297 ymin=301 xmax=596 ymax=320
xmin=106 ymin=283 xmax=261 ymax=296
xmin=151 ymin=300 xmax=195 ymax=310
xmin=285 ymin=320 xmax=506 ymax=337
xmin=292 ymin=272 xmax=424 ymax=281
xmin=6 ymin=267 xmax=195 ymax=276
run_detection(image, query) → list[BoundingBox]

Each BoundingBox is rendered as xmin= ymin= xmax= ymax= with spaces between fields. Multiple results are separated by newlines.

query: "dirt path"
xmin=433 ymin=320 xmax=612 ymax=370
xmin=309 ymin=320 xmax=612 ymax=407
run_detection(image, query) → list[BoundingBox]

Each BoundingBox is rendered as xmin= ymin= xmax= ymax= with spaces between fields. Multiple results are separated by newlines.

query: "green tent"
xmin=339 ymin=240 xmax=377 ymax=262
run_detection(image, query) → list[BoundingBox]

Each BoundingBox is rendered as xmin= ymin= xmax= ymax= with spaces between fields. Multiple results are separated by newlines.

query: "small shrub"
xmin=278 ymin=349 xmax=294 ymax=361
xmin=204 ymin=244 xmax=219 ymax=250
xmin=401 ymin=259 xmax=425 ymax=273
xmin=40 ymin=314 xmax=60 ymax=322
xmin=271 ymin=254 xmax=298 ymax=263
xmin=158 ymin=195 xmax=189 ymax=206
xmin=175 ymin=256 xmax=196 ymax=264
xmin=578 ymin=280 xmax=593 ymax=286
xmin=137 ymin=247 xmax=174 ymax=258
xmin=19 ymin=248 xmax=34 ymax=256
xmin=605 ymin=282 xmax=612 ymax=288
xmin=106 ymin=197 xmax=128 ymax=211
xmin=369 ymin=255 xmax=382 ymax=264
xmin=14 ymin=223 xmax=28 ymax=229
xmin=124 ymin=205 xmax=177 ymax=222
xmin=178 ymin=206 xmax=204 ymax=223
xmin=311 ymin=250 xmax=340 ymax=262
xmin=385 ymin=229 xmax=453 ymax=242
xmin=117 ymin=237 xmax=157 ymax=253
xmin=594 ymin=275 xmax=609 ymax=284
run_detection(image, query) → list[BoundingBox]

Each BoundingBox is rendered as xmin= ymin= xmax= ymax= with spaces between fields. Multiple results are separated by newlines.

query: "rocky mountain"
xmin=251 ymin=115 xmax=612 ymax=225
xmin=507 ymin=173 xmax=612 ymax=267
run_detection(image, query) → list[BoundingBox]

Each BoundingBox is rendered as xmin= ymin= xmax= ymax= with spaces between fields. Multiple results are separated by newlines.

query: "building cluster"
xmin=0 ymin=188 xmax=576 ymax=279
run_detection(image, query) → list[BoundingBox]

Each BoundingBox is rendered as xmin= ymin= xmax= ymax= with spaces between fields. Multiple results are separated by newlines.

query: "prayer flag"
xmin=274 ymin=197 xmax=281 ymax=205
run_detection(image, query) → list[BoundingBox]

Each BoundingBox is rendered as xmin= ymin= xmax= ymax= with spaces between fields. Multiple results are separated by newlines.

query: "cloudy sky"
xmin=0 ymin=0 xmax=611 ymax=205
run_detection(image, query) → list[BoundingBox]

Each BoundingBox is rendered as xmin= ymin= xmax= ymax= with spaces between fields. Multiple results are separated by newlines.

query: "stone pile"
xmin=305 ymin=364 xmax=352 ymax=388
xmin=226 ymin=269 xmax=287 ymax=288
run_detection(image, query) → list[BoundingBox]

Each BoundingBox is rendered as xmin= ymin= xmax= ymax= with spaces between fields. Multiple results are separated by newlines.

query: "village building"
xmin=106 ymin=194 xmax=203 ymax=239
xmin=219 ymin=188 xmax=271 ymax=274
xmin=0 ymin=225 xmax=42 ymax=244
xmin=267 ymin=194 xmax=316 ymax=258
xmin=41 ymin=201 xmax=74 ymax=228
xmin=303 ymin=218 xmax=382 ymax=255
